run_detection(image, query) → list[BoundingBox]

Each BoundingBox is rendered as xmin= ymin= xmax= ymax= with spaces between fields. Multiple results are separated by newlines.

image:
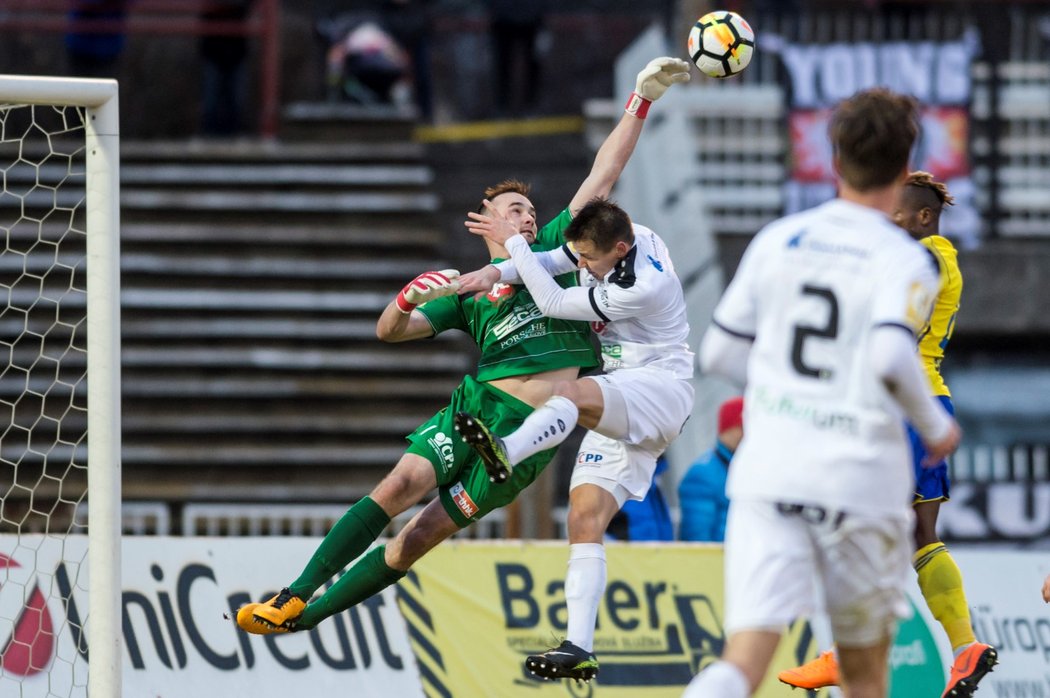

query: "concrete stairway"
xmin=116 ymin=125 xmax=470 ymax=503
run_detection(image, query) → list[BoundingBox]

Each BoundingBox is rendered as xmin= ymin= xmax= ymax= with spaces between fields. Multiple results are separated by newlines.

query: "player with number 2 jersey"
xmin=686 ymin=88 xmax=961 ymax=698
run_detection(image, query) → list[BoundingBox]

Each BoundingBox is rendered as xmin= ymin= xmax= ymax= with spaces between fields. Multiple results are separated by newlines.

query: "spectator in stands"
xmin=607 ymin=456 xmax=674 ymax=542
xmin=325 ymin=19 xmax=409 ymax=106
xmin=199 ymin=0 xmax=252 ymax=136
xmin=65 ymin=0 xmax=128 ymax=78
xmin=487 ymin=0 xmax=546 ymax=115
xmin=678 ymin=396 xmax=743 ymax=542
xmin=379 ymin=0 xmax=434 ymax=121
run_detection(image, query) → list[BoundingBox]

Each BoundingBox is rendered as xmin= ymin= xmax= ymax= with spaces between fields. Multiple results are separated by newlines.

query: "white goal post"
xmin=0 ymin=76 xmax=121 ymax=698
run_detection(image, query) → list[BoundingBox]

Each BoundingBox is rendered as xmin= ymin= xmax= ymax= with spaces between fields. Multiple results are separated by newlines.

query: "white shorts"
xmin=586 ymin=367 xmax=694 ymax=452
xmin=570 ymin=368 xmax=693 ymax=504
xmin=723 ymin=499 xmax=912 ymax=647
xmin=570 ymin=431 xmax=654 ymax=505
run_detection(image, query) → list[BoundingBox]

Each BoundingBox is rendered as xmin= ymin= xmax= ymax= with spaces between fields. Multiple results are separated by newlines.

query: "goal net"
xmin=0 ymin=77 xmax=121 ymax=698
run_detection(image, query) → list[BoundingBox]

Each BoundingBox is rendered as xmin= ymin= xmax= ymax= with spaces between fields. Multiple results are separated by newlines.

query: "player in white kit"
xmin=455 ymin=198 xmax=694 ymax=682
xmin=685 ymin=88 xmax=962 ymax=698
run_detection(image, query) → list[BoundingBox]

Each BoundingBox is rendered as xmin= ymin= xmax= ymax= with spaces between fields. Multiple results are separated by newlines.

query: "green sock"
xmin=288 ymin=496 xmax=390 ymax=599
xmin=296 ymin=545 xmax=406 ymax=630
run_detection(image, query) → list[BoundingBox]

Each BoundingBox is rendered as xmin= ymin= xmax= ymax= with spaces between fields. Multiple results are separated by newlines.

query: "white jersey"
xmin=712 ymin=199 xmax=939 ymax=517
xmin=503 ymin=224 xmax=694 ymax=379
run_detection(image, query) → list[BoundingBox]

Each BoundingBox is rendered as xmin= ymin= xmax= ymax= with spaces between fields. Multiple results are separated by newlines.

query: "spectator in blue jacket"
xmin=678 ymin=396 xmax=744 ymax=542
xmin=606 ymin=456 xmax=674 ymax=541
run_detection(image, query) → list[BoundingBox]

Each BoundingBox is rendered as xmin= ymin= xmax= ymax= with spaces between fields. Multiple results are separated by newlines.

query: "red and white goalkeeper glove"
xmin=625 ymin=56 xmax=691 ymax=118
xmin=395 ymin=269 xmax=460 ymax=313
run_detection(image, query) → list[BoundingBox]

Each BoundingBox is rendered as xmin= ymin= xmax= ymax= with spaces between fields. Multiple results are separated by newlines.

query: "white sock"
xmin=503 ymin=395 xmax=579 ymax=465
xmin=683 ymin=661 xmax=750 ymax=698
xmin=564 ymin=543 xmax=606 ymax=653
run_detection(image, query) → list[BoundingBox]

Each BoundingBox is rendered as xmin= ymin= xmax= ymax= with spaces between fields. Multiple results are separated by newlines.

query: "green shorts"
xmin=406 ymin=374 xmax=556 ymax=528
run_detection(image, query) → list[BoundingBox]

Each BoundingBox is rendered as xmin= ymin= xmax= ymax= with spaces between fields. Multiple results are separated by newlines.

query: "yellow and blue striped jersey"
xmin=918 ymin=235 xmax=962 ymax=396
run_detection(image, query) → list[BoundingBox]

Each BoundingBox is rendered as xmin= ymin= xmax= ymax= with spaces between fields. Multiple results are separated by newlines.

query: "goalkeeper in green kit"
xmin=236 ymin=56 xmax=690 ymax=635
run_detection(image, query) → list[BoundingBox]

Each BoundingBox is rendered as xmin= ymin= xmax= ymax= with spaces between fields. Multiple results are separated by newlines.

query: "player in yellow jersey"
xmin=778 ymin=172 xmax=997 ymax=698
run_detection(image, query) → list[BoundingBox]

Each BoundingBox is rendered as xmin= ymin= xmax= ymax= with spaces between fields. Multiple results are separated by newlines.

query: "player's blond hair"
xmin=905 ymin=171 xmax=955 ymax=208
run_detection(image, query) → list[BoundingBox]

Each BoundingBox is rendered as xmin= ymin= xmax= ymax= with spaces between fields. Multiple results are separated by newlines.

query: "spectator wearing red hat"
xmin=678 ymin=396 xmax=744 ymax=542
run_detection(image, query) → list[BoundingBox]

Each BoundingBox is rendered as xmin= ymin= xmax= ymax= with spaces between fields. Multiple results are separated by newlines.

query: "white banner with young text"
xmin=765 ymin=30 xmax=983 ymax=249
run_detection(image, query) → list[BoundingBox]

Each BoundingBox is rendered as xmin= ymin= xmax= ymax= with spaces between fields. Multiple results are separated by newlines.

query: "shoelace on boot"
xmin=272 ymin=588 xmax=297 ymax=608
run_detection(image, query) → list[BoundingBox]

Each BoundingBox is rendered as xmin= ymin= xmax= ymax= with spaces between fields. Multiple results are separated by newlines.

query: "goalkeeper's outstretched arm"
xmin=569 ymin=56 xmax=690 ymax=215
xmin=376 ymin=270 xmax=459 ymax=342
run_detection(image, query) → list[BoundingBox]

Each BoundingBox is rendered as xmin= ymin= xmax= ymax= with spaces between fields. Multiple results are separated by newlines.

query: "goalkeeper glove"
xmin=395 ymin=269 xmax=460 ymax=313
xmin=625 ymin=57 xmax=691 ymax=118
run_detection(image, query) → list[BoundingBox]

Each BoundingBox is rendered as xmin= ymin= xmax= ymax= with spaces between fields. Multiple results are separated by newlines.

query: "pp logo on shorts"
xmin=577 ymin=452 xmax=604 ymax=464
xmin=450 ymin=482 xmax=479 ymax=519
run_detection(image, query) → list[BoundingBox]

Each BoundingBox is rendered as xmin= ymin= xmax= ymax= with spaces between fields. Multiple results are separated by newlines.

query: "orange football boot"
xmin=942 ymin=642 xmax=998 ymax=697
xmin=777 ymin=650 xmax=840 ymax=689
xmin=235 ymin=588 xmax=305 ymax=635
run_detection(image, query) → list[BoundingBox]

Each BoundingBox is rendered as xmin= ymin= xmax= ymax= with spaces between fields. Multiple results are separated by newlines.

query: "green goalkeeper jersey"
xmin=417 ymin=208 xmax=599 ymax=381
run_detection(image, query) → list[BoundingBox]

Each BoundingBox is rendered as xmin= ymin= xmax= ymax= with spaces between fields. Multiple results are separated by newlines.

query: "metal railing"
xmin=950 ymin=443 xmax=1050 ymax=482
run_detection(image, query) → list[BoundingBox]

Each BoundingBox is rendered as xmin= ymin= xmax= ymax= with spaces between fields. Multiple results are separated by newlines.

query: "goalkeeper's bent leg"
xmin=296 ymin=545 xmax=406 ymax=630
xmin=297 ymin=498 xmax=460 ymax=630
xmin=288 ymin=496 xmax=391 ymax=599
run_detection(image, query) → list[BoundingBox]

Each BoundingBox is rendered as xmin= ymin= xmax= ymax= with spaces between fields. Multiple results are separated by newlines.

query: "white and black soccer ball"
xmin=687 ymin=10 xmax=755 ymax=79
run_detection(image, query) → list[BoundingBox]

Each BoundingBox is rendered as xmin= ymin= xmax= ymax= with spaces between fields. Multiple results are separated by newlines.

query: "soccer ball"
xmin=687 ymin=10 xmax=755 ymax=79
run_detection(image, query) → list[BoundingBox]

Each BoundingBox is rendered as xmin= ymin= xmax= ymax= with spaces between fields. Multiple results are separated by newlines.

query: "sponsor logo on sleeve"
xmin=906 ymin=281 xmax=936 ymax=332
xmin=597 ymin=286 xmax=611 ymax=309
xmin=486 ymin=283 xmax=515 ymax=304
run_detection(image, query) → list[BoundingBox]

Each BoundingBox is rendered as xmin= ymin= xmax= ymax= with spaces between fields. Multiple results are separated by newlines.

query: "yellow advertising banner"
xmin=402 ymin=541 xmax=828 ymax=698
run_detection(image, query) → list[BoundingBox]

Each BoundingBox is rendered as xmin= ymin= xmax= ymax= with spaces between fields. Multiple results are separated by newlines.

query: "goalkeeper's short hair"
xmin=480 ymin=179 xmax=531 ymax=212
